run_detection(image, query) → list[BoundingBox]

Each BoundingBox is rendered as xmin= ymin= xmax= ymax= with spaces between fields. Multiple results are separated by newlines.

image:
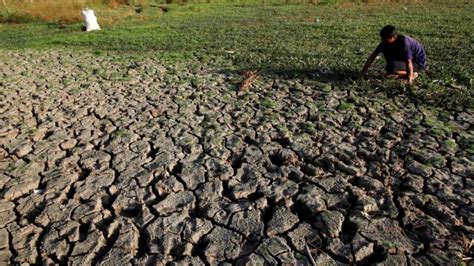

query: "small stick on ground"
xmin=238 ymin=70 xmax=258 ymax=92
xmin=305 ymin=237 xmax=317 ymax=266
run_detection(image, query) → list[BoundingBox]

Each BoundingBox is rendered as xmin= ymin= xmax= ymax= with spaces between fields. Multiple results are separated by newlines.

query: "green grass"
xmin=381 ymin=240 xmax=396 ymax=250
xmin=301 ymin=121 xmax=317 ymax=134
xmin=441 ymin=139 xmax=457 ymax=151
xmin=5 ymin=160 xmax=29 ymax=174
xmin=338 ymin=102 xmax=354 ymax=111
xmin=261 ymin=97 xmax=277 ymax=108
xmin=5 ymin=162 xmax=17 ymax=173
xmin=114 ymin=129 xmax=130 ymax=137
xmin=1 ymin=1 xmax=473 ymax=108
xmin=27 ymin=127 xmax=38 ymax=135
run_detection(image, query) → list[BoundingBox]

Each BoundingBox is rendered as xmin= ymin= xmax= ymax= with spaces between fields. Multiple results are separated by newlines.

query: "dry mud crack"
xmin=0 ymin=50 xmax=473 ymax=265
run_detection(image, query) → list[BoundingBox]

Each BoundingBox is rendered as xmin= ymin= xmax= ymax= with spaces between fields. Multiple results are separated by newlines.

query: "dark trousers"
xmin=386 ymin=60 xmax=426 ymax=74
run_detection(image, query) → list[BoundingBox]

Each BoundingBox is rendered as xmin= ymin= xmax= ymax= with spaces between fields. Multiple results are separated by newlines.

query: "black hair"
xmin=380 ymin=25 xmax=398 ymax=39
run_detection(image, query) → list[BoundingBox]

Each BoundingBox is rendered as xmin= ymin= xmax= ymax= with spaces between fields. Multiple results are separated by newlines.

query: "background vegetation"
xmin=1 ymin=0 xmax=472 ymax=108
xmin=0 ymin=0 xmax=152 ymax=24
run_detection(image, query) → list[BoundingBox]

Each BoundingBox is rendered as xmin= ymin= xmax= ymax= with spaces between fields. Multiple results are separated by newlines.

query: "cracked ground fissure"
xmin=0 ymin=50 xmax=473 ymax=265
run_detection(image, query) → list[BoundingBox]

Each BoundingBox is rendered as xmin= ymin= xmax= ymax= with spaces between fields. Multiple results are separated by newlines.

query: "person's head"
xmin=380 ymin=25 xmax=398 ymax=44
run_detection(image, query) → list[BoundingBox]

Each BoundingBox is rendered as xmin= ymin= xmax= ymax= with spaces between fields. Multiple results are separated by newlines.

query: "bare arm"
xmin=360 ymin=49 xmax=380 ymax=79
xmin=406 ymin=59 xmax=414 ymax=84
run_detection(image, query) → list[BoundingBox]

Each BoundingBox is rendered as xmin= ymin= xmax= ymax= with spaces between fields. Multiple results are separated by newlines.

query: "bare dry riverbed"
xmin=0 ymin=50 xmax=473 ymax=264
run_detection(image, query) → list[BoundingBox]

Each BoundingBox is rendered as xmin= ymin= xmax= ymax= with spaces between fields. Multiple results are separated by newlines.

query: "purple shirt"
xmin=375 ymin=35 xmax=427 ymax=69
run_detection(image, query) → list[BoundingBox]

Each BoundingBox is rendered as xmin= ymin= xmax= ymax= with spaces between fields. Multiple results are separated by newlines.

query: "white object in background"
xmin=81 ymin=8 xmax=101 ymax=32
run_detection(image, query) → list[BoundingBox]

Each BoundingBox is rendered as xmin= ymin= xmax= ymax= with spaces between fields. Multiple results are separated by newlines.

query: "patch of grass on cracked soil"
xmin=1 ymin=1 xmax=472 ymax=109
xmin=338 ymin=102 xmax=354 ymax=111
xmin=261 ymin=98 xmax=276 ymax=109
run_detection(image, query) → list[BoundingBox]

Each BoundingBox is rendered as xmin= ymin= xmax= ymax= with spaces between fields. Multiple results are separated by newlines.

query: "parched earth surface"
xmin=0 ymin=50 xmax=473 ymax=265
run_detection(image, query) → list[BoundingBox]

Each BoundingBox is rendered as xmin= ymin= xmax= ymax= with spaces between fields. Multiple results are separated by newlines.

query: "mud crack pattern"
xmin=0 ymin=50 xmax=473 ymax=265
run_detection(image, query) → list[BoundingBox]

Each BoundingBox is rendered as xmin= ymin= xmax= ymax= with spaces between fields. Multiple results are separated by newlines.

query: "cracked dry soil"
xmin=0 ymin=50 xmax=473 ymax=265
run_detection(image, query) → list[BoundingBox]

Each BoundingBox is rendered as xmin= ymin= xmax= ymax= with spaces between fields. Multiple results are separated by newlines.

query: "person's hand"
xmin=407 ymin=73 xmax=416 ymax=85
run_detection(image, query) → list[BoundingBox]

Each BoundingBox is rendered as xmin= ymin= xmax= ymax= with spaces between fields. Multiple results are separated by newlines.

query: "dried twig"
xmin=238 ymin=70 xmax=258 ymax=92
xmin=305 ymin=237 xmax=317 ymax=266
xmin=462 ymin=234 xmax=473 ymax=251
xmin=461 ymin=234 xmax=474 ymax=262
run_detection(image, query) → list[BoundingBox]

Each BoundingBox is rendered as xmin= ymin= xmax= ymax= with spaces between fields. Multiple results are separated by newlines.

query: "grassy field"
xmin=1 ymin=1 xmax=472 ymax=108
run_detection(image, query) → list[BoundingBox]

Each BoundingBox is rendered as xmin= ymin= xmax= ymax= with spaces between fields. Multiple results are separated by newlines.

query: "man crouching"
xmin=360 ymin=25 xmax=427 ymax=85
